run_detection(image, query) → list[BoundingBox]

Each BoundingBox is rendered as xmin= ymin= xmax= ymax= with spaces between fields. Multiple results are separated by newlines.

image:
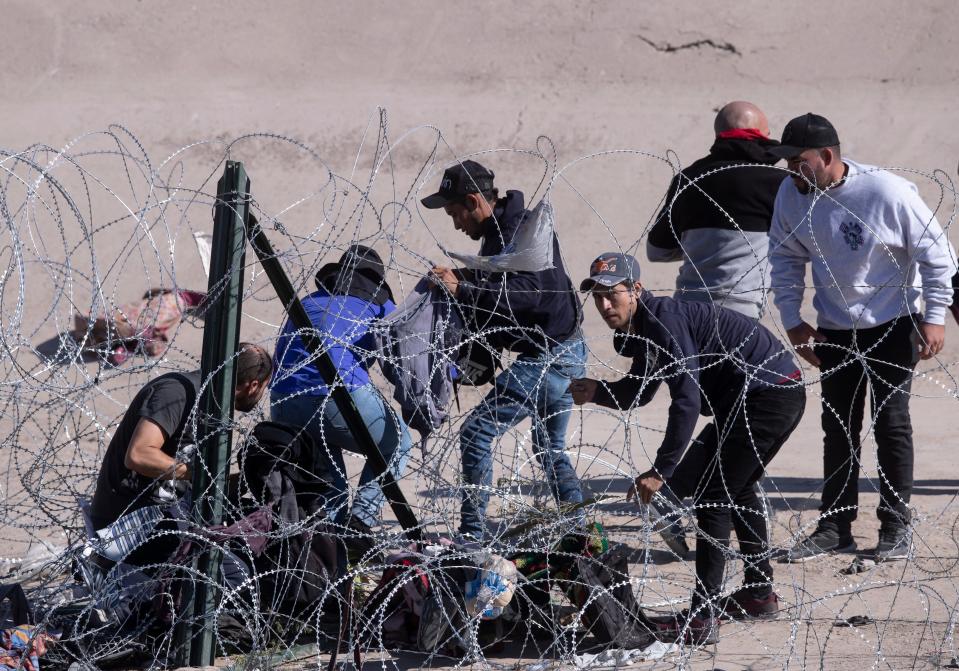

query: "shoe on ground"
xmin=781 ymin=526 xmax=856 ymax=563
xmin=874 ymin=525 xmax=911 ymax=562
xmin=651 ymin=610 xmax=720 ymax=645
xmin=719 ymin=587 xmax=779 ymax=620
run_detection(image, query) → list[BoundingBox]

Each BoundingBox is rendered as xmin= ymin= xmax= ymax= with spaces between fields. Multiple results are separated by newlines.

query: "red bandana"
xmin=716 ymin=128 xmax=768 ymax=141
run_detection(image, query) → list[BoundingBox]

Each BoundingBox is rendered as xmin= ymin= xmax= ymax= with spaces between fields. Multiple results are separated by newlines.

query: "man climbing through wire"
xmin=270 ymin=244 xmax=412 ymax=560
xmin=570 ymin=252 xmax=805 ymax=644
xmin=422 ymin=159 xmax=587 ymax=542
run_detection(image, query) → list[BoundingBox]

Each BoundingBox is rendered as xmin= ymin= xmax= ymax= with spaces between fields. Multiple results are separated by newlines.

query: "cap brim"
xmin=315 ymin=262 xmax=342 ymax=290
xmin=767 ymin=144 xmax=806 ymax=159
xmin=579 ymin=274 xmax=628 ymax=291
xmin=420 ymin=192 xmax=453 ymax=209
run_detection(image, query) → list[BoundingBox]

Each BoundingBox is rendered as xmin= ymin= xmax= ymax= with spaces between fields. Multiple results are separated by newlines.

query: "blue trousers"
xmin=271 ymin=384 xmax=413 ymax=527
xmin=459 ymin=338 xmax=587 ymax=539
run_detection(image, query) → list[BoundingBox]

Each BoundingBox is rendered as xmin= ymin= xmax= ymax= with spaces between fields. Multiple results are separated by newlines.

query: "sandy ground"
xmin=2 ymin=1 xmax=959 ymax=669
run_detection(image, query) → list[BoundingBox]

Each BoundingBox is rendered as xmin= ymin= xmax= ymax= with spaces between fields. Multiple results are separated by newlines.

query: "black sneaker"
xmin=651 ymin=610 xmax=720 ymax=645
xmin=782 ymin=526 xmax=856 ymax=563
xmin=874 ymin=525 xmax=911 ymax=562
xmin=718 ymin=587 xmax=779 ymax=620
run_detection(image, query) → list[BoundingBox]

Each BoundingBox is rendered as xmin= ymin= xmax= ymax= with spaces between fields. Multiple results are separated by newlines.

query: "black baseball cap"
xmin=420 ymin=160 xmax=496 ymax=209
xmin=768 ymin=113 xmax=841 ymax=159
xmin=580 ymin=252 xmax=642 ymax=291
xmin=315 ymin=244 xmax=394 ymax=304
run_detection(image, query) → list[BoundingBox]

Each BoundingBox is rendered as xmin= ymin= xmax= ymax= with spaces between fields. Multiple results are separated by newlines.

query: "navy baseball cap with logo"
xmin=768 ymin=113 xmax=841 ymax=159
xmin=580 ymin=252 xmax=642 ymax=291
xmin=420 ymin=160 xmax=496 ymax=209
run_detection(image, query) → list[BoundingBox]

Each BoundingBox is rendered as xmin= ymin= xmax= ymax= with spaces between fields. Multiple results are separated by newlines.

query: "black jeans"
xmin=816 ymin=316 xmax=917 ymax=530
xmin=667 ymin=384 xmax=806 ymax=609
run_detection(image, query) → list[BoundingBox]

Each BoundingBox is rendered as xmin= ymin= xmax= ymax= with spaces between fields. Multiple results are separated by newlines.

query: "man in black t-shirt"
xmin=90 ymin=343 xmax=273 ymax=531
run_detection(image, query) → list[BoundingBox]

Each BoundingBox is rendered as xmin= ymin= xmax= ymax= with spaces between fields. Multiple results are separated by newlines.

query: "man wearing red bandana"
xmin=646 ymin=101 xmax=783 ymax=320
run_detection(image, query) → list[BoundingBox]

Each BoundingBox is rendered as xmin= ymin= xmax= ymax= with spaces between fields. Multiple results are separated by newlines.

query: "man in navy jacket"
xmin=571 ymin=252 xmax=805 ymax=643
xmin=423 ymin=160 xmax=586 ymax=541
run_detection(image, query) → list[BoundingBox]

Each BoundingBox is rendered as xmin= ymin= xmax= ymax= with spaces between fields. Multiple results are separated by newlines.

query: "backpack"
xmin=358 ymin=549 xmax=504 ymax=657
xmin=567 ymin=545 xmax=656 ymax=650
xmin=358 ymin=553 xmax=432 ymax=650
xmin=238 ymin=422 xmax=346 ymax=641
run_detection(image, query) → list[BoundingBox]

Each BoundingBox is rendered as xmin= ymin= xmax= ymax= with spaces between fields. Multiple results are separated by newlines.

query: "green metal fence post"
xmin=175 ymin=160 xmax=250 ymax=667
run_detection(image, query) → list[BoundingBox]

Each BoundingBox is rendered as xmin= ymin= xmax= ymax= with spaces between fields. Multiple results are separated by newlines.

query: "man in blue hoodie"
xmin=270 ymin=245 xmax=412 ymax=552
xmin=422 ymin=160 xmax=586 ymax=541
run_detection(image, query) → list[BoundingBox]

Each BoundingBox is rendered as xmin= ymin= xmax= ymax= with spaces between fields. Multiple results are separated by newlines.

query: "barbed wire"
xmin=1 ymin=119 xmax=958 ymax=671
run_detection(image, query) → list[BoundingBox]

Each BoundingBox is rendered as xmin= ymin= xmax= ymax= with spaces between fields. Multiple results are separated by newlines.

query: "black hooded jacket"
xmin=648 ymin=137 xmax=783 ymax=248
xmin=456 ymin=190 xmax=582 ymax=355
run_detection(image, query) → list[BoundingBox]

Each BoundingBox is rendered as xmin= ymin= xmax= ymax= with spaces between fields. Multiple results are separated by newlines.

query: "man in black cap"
xmin=570 ymin=252 xmax=805 ymax=642
xmin=421 ymin=160 xmax=586 ymax=541
xmin=271 ymin=244 xmax=412 ymax=550
xmin=647 ymin=101 xmax=783 ymax=319
xmin=768 ymin=113 xmax=954 ymax=562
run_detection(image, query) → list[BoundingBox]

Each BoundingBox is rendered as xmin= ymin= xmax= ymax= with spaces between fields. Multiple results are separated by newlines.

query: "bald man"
xmin=647 ymin=101 xmax=783 ymax=319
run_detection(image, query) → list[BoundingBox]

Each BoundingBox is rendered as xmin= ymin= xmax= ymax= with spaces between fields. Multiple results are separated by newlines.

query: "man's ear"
xmin=235 ymin=379 xmax=256 ymax=399
xmin=463 ymin=193 xmax=480 ymax=212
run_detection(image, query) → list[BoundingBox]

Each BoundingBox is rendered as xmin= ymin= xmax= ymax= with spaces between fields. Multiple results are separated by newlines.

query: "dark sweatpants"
xmin=816 ymin=316 xmax=917 ymax=530
xmin=667 ymin=384 xmax=806 ymax=609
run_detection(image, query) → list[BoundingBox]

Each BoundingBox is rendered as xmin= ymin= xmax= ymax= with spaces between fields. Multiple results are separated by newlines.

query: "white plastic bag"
xmin=447 ymin=198 xmax=555 ymax=273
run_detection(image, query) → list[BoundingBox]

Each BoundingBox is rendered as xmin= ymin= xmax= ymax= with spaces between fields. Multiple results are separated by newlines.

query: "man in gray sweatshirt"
xmin=768 ymin=113 xmax=953 ymax=563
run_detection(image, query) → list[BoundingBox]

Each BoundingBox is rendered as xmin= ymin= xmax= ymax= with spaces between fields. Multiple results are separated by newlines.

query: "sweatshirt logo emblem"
xmin=840 ymin=221 xmax=864 ymax=251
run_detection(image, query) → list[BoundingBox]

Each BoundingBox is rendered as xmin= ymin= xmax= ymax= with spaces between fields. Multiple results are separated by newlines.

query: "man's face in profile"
xmin=445 ymin=200 xmax=485 ymax=240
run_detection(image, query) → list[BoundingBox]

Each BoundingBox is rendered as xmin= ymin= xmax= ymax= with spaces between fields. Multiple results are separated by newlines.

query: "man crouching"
xmin=570 ymin=252 xmax=805 ymax=644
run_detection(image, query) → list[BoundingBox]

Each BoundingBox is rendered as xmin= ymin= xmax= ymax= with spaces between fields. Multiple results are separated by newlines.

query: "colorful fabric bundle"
xmin=0 ymin=626 xmax=55 ymax=671
xmin=72 ymin=288 xmax=206 ymax=364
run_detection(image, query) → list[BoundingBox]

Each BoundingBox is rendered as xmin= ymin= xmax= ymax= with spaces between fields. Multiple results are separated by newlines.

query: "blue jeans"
xmin=459 ymin=338 xmax=587 ymax=539
xmin=271 ymin=384 xmax=413 ymax=528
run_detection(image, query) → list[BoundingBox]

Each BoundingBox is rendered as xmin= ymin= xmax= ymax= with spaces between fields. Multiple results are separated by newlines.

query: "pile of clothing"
xmin=72 ymin=288 xmax=206 ymax=365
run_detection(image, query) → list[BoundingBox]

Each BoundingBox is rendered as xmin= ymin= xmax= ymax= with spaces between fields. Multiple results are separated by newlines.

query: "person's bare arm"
xmin=124 ymin=417 xmax=189 ymax=481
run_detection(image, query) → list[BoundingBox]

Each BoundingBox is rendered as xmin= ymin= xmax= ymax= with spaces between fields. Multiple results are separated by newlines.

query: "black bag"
xmin=239 ymin=421 xmax=346 ymax=640
xmin=0 ymin=583 xmax=32 ymax=628
xmin=243 ymin=420 xmax=332 ymax=507
xmin=358 ymin=553 xmax=433 ymax=649
xmin=359 ymin=550 xmax=503 ymax=657
xmin=568 ymin=545 xmax=655 ymax=650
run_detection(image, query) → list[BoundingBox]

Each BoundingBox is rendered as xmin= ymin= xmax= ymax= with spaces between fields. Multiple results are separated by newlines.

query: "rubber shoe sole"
xmin=782 ymin=538 xmax=857 ymax=563
xmin=875 ymin=539 xmax=912 ymax=562
xmin=721 ymin=600 xmax=779 ymax=621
